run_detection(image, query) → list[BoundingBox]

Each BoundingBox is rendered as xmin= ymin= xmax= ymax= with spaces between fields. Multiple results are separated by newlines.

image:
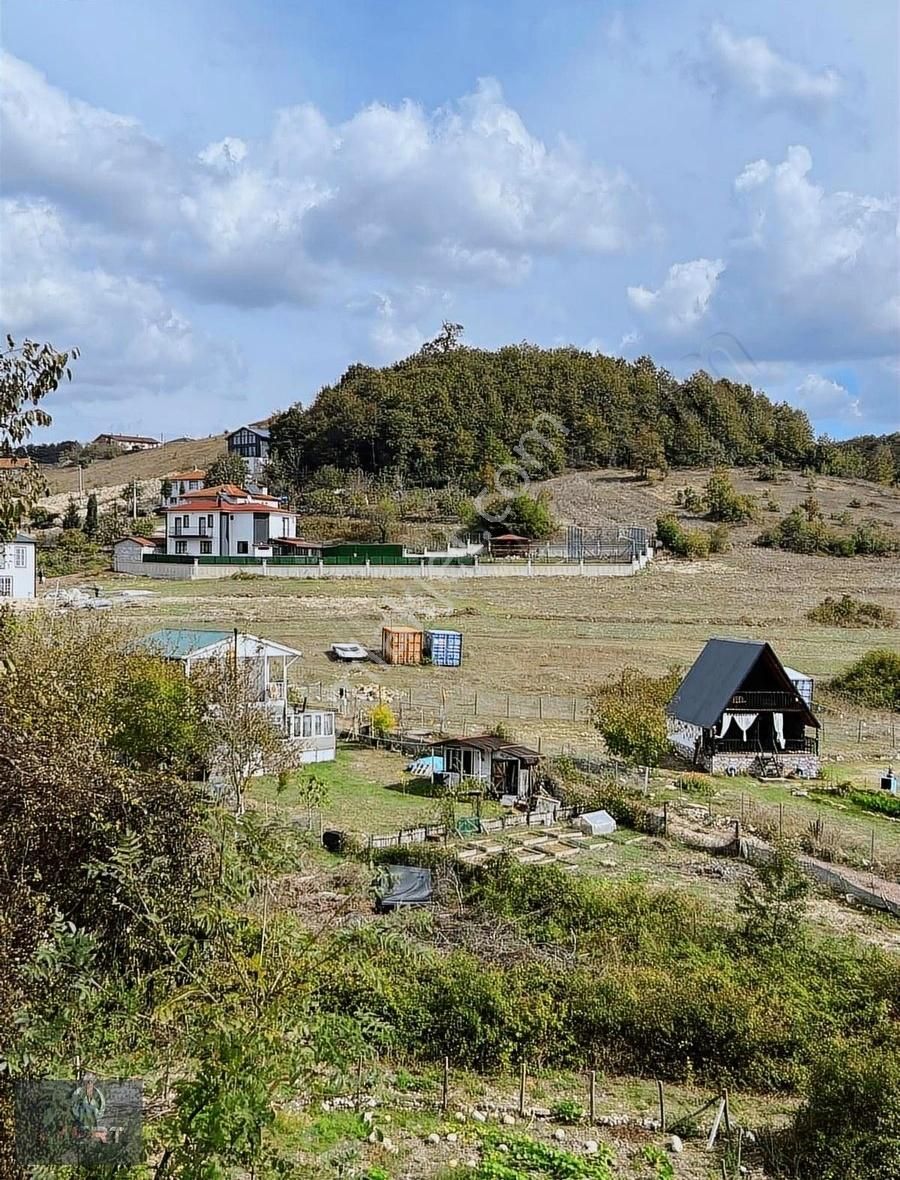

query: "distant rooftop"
xmin=139 ymin=628 xmax=233 ymax=659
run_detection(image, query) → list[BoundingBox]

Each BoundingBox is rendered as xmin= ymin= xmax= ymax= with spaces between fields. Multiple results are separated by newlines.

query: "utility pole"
xmin=131 ymin=479 xmax=137 ymax=519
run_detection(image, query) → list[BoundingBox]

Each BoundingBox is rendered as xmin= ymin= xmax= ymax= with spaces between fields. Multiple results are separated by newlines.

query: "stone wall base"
xmin=702 ymin=750 xmax=820 ymax=778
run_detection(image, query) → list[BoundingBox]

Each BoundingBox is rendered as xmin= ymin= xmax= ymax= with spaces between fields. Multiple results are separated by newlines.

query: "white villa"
xmin=139 ymin=628 xmax=336 ymax=763
xmin=163 ymin=483 xmax=297 ymax=558
xmin=0 ymin=534 xmax=36 ymax=600
xmin=163 ymin=469 xmax=206 ymax=506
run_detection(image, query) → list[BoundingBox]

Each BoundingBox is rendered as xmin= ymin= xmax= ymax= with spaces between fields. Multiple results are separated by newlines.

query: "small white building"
xmin=139 ymin=628 xmax=336 ymax=762
xmin=163 ymin=484 xmax=296 ymax=558
xmin=0 ymin=534 xmax=36 ymax=599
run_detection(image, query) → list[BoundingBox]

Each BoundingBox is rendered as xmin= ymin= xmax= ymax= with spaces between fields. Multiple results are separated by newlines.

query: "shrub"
xmin=704 ymin=470 xmax=757 ymax=523
xmin=708 ymin=523 xmax=730 ymax=554
xmin=369 ymin=702 xmax=397 ymax=736
xmin=790 ymin=1040 xmax=900 ymax=1180
xmin=549 ymin=1099 xmax=585 ymax=1125
xmin=757 ymin=509 xmax=898 ymax=557
xmin=807 ymin=595 xmax=897 ymax=628
xmin=846 ymin=789 xmax=900 ymax=820
xmin=589 ymin=666 xmax=682 ymax=767
xmin=655 ymin=515 xmax=710 ymax=559
xmin=830 ymin=650 xmax=900 ymax=711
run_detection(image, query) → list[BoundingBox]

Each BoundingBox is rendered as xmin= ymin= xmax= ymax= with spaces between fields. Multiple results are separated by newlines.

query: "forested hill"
xmin=268 ymin=336 xmax=879 ymax=490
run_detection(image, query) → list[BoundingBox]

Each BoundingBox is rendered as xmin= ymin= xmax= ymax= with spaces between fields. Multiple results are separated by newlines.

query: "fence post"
xmin=589 ymin=1070 xmax=597 ymax=1124
xmin=663 ymin=802 xmax=668 ymax=837
xmin=657 ymin=1080 xmax=666 ymax=1132
xmin=518 ymin=1060 xmax=527 ymax=1118
xmin=442 ymin=1056 xmax=450 ymax=1113
xmin=572 ymin=697 xmax=577 ymax=722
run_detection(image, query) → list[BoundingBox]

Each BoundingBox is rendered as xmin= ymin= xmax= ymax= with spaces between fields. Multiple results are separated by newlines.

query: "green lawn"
xmin=250 ymin=744 xmax=465 ymax=836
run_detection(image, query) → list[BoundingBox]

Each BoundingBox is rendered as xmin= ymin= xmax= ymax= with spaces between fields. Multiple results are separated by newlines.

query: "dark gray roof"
xmin=667 ymin=637 xmax=817 ymax=729
xmin=228 ymin=424 xmax=270 ymax=440
xmin=429 ymin=734 xmax=541 ymax=765
xmin=14 ymin=533 xmax=35 ymax=544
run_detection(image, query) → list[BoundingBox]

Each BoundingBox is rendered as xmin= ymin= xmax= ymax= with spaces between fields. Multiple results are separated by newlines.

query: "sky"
xmin=1 ymin=0 xmax=898 ymax=442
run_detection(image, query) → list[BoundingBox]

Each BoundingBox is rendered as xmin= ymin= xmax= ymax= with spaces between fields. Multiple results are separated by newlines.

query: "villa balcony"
xmin=726 ymin=690 xmax=808 ymax=711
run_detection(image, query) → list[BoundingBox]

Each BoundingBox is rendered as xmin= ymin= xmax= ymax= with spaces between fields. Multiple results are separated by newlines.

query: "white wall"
xmin=0 ymin=541 xmax=35 ymax=599
xmin=167 ymin=509 xmax=295 ymax=557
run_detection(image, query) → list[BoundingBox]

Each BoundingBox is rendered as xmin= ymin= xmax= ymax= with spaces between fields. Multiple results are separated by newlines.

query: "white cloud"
xmin=0 ymin=198 xmax=241 ymax=428
xmin=698 ymin=23 xmax=844 ymax=116
xmin=627 ymin=258 xmax=724 ymax=332
xmin=794 ymin=374 xmax=861 ymax=421
xmin=1 ymin=57 xmax=651 ymax=309
xmin=626 ymin=147 xmax=899 ymax=365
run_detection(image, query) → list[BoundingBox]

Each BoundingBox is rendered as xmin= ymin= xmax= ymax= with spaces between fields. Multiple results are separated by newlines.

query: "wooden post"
xmin=518 ymin=1060 xmax=527 ymax=1118
xmin=539 ymin=695 xmax=544 ymax=720
xmin=723 ymin=1089 xmax=731 ymax=1135
xmin=355 ymin=1055 xmax=363 ymax=1109
xmin=442 ymin=1056 xmax=450 ymax=1113
xmin=572 ymin=697 xmax=577 ymax=722
xmin=663 ymin=803 xmax=668 ymax=837
xmin=858 ymin=719 xmax=863 ymax=743
xmin=706 ymin=1095 xmax=726 ymax=1150
xmin=589 ymin=1070 xmax=597 ymax=1124
xmin=735 ymin=1128 xmax=743 ymax=1176
xmin=506 ymin=693 xmax=511 ymax=718
xmin=656 ymin=1079 xmax=666 ymax=1132
xmin=871 ymin=829 xmax=876 ymax=864
xmin=779 ymin=803 xmax=784 ymax=840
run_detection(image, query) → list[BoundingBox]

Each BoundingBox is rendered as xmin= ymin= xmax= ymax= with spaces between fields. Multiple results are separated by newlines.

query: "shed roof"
xmin=429 ymin=734 xmax=541 ymax=765
xmin=139 ymin=629 xmax=234 ymax=658
xmin=667 ymin=637 xmax=818 ymax=729
xmin=114 ymin=534 xmax=158 ymax=548
xmin=12 ymin=533 xmax=35 ymax=545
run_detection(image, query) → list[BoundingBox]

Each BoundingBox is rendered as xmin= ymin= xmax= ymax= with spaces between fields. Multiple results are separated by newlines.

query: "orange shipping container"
xmin=382 ymin=626 xmax=423 ymax=665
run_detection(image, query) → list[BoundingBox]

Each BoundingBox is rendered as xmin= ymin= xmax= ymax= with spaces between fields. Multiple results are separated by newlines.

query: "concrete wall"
xmin=115 ymin=552 xmax=654 ymax=581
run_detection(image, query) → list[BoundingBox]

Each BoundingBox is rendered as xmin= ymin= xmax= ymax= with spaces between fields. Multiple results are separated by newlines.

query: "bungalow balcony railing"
xmin=705 ymin=736 xmax=819 ymax=755
xmin=726 ymin=690 xmax=808 ymax=711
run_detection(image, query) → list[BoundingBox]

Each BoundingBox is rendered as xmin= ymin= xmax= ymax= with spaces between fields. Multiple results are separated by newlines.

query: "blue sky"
xmin=2 ymin=0 xmax=897 ymax=441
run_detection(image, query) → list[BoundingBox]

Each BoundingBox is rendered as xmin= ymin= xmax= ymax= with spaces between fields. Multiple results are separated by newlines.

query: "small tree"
xmin=589 ymin=666 xmax=682 ymax=766
xmin=370 ymin=702 xmax=396 ymax=737
xmin=736 ymin=845 xmax=808 ymax=949
xmin=159 ymin=477 xmax=173 ymax=502
xmin=61 ymin=499 xmax=80 ymax=530
xmin=83 ymin=492 xmax=99 ymax=539
xmin=291 ymin=772 xmax=330 ymax=827
xmin=704 ymin=469 xmax=756 ymax=523
xmin=193 ymin=657 xmax=304 ymax=814
xmin=367 ymin=495 xmax=400 ymax=543
xmin=0 ymin=336 xmax=78 ymax=540
xmin=631 ymin=427 xmax=668 ymax=480
xmin=204 ymin=452 xmax=249 ymax=489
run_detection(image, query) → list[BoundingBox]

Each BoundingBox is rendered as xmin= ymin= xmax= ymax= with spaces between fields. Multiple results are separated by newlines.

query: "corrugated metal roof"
xmin=139 ymin=629 xmax=232 ymax=658
xmin=430 ymin=734 xmax=541 ymax=764
xmin=667 ymin=637 xmax=818 ymax=728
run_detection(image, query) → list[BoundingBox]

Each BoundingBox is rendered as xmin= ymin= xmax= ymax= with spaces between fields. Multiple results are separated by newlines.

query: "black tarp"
xmin=375 ymin=865 xmax=433 ymax=911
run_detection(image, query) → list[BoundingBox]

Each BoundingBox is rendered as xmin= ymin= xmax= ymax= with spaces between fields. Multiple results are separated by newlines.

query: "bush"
xmin=757 ymin=509 xmax=898 ymax=557
xmin=790 ymin=1040 xmax=900 ymax=1180
xmin=655 ymin=515 xmax=710 ymax=559
xmin=830 ymin=650 xmax=900 ymax=711
xmin=549 ymin=1099 xmax=585 ymax=1125
xmin=589 ymin=666 xmax=682 ymax=767
xmin=476 ymin=490 xmax=557 ymax=540
xmin=708 ymin=523 xmax=730 ymax=554
xmin=369 ymin=702 xmax=396 ymax=736
xmin=846 ymin=789 xmax=900 ymax=819
xmin=704 ymin=470 xmax=757 ymax=523
xmin=807 ymin=595 xmax=897 ymax=628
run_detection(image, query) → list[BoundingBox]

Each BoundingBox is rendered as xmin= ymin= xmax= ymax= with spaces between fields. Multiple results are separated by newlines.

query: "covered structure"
xmin=667 ymin=638 xmax=820 ymax=777
xmin=488 ymin=533 xmax=534 ymax=558
xmin=429 ymin=734 xmax=541 ymax=801
xmin=137 ymin=628 xmax=335 ymax=762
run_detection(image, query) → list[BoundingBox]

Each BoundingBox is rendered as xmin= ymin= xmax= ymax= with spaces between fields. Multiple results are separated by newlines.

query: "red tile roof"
xmin=0 ymin=457 xmax=32 ymax=471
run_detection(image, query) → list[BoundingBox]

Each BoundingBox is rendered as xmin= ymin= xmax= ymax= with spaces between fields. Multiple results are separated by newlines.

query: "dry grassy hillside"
xmin=44 ymin=434 xmax=229 ymax=496
xmin=539 ymin=466 xmax=900 ymax=544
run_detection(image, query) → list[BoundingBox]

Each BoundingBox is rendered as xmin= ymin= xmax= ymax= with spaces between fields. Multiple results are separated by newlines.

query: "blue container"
xmin=425 ymin=629 xmax=463 ymax=667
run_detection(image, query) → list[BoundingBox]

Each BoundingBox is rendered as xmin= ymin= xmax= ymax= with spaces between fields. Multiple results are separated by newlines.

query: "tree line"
xmin=266 ymin=328 xmax=898 ymax=494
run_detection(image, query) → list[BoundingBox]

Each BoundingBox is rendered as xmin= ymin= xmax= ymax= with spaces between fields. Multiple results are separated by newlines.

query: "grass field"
xmin=96 ymin=539 xmax=899 ymax=759
xmin=42 ymin=432 xmax=229 ymax=496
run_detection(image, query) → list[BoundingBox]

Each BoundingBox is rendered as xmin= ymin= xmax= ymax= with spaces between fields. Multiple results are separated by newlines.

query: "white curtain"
xmin=773 ymin=712 xmax=785 ymax=749
xmin=732 ymin=713 xmax=757 ymax=741
xmin=718 ymin=713 xmax=734 ymax=739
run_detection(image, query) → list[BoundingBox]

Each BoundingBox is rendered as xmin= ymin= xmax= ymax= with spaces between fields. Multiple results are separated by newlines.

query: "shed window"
xmin=323 ymin=714 xmax=334 ymax=736
xmin=14 ymin=546 xmax=27 ymax=568
xmin=0 ymin=576 xmax=11 ymax=596
xmin=302 ymin=714 xmax=313 ymax=738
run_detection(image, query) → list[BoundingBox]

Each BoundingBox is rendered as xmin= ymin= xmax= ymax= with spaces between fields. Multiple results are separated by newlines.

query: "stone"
xmin=669 ymin=1134 xmax=684 ymax=1154
xmin=472 ymin=1110 xmax=487 ymax=1124
xmin=320 ymin=1100 xmax=331 ymax=1111
xmin=466 ymin=1160 xmax=478 ymax=1169
xmin=584 ymin=1140 xmax=599 ymax=1155
xmin=381 ymin=1137 xmax=394 ymax=1152
xmin=367 ymin=1132 xmax=379 ymax=1144
xmin=367 ymin=1097 xmax=378 ymax=1108
xmin=454 ymin=1111 xmax=468 ymax=1123
xmin=553 ymin=1129 xmax=566 ymax=1142
xmin=501 ymin=1113 xmax=516 ymax=1126
xmin=363 ymin=1112 xmax=374 ymax=1124
xmin=497 ymin=1144 xmax=509 ymax=1153
xmin=427 ymin=1133 xmax=441 ymax=1145
xmin=446 ymin=1132 xmax=459 ymax=1144
xmin=448 ymin=1159 xmax=458 ymax=1169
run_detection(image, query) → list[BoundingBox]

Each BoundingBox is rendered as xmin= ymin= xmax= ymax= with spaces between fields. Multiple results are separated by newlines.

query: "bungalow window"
xmin=175 ymin=541 xmax=188 ymax=554
xmin=302 ymin=714 xmax=313 ymax=738
xmin=323 ymin=714 xmax=334 ymax=736
xmin=14 ymin=546 xmax=26 ymax=568
xmin=207 ymin=515 xmax=214 ymax=528
xmin=237 ymin=541 xmax=249 ymax=554
xmin=0 ymin=576 xmax=11 ymax=596
xmin=200 ymin=541 xmax=212 ymax=554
